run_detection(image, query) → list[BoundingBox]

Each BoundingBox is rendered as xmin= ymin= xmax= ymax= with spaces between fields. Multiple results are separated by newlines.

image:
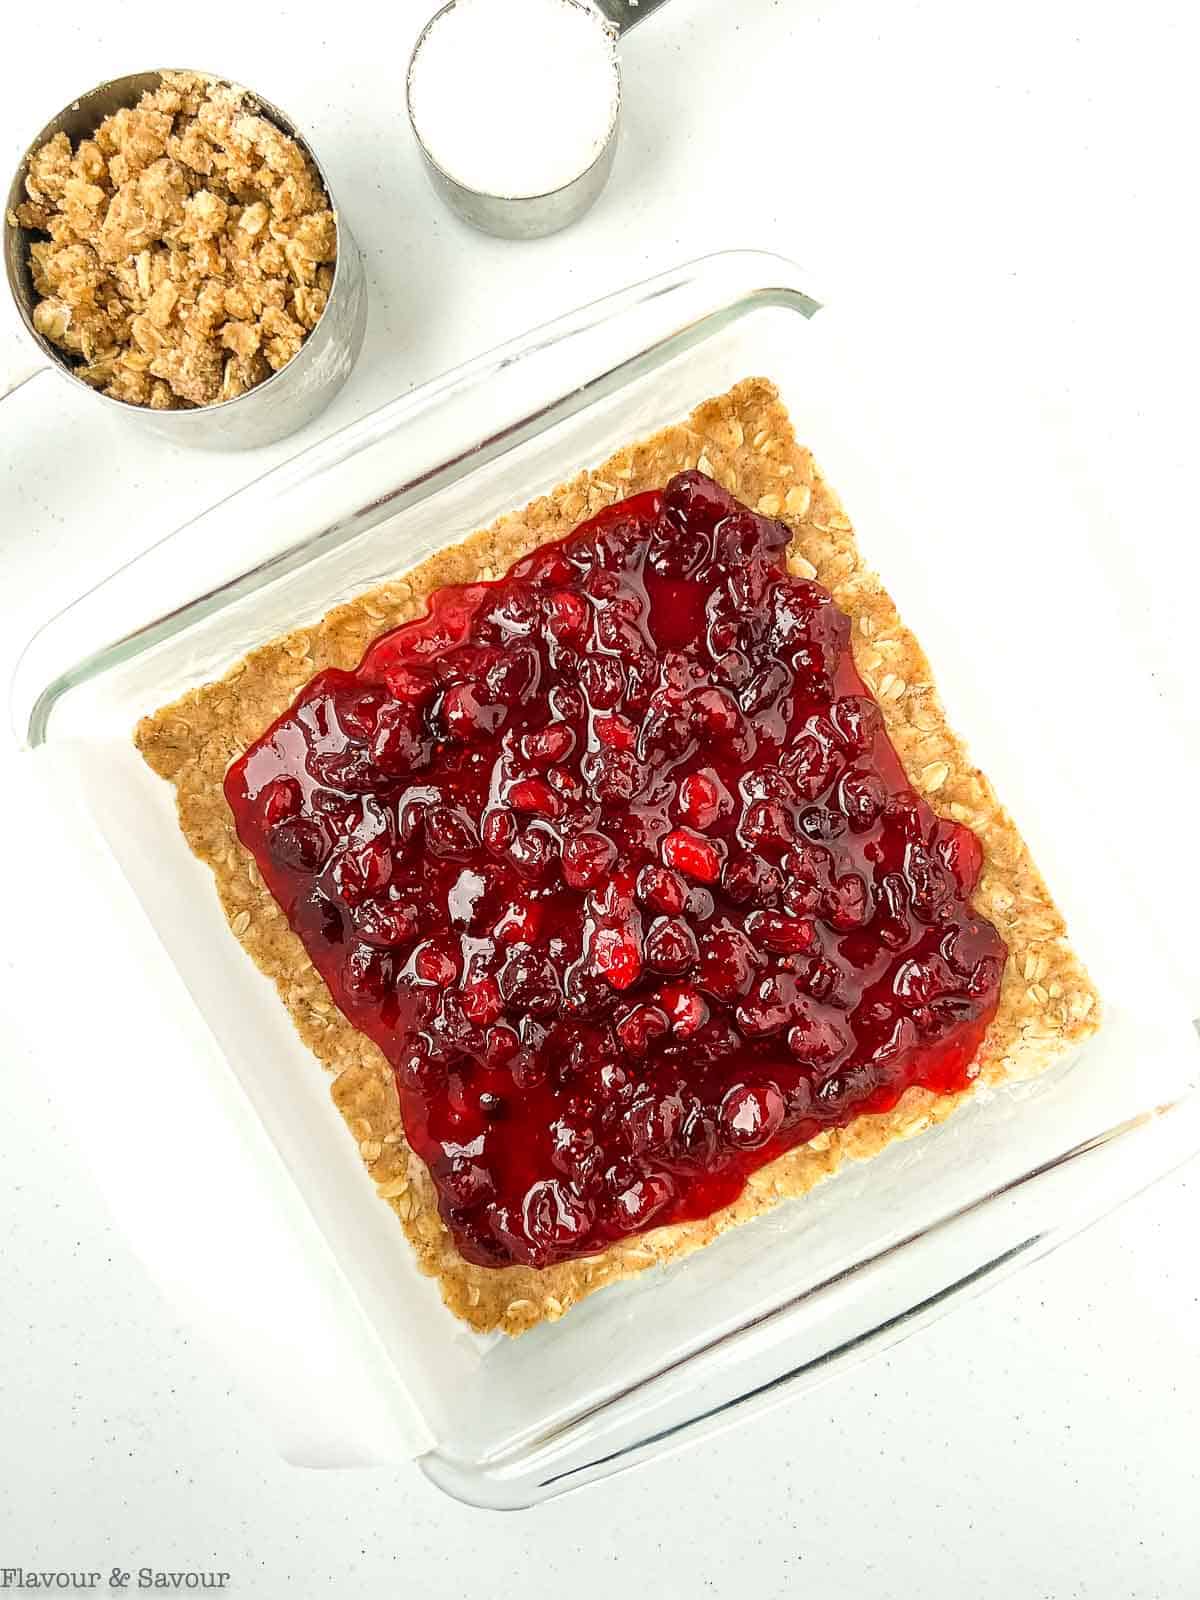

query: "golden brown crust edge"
xmin=135 ymin=378 xmax=1100 ymax=1336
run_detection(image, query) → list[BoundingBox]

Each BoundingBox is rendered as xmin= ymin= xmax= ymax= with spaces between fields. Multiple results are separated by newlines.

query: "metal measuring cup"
xmin=2 ymin=70 xmax=367 ymax=450
xmin=406 ymin=0 xmax=673 ymax=240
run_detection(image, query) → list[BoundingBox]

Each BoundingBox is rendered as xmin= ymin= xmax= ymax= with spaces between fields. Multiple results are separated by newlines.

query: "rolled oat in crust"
xmin=136 ymin=378 xmax=1100 ymax=1336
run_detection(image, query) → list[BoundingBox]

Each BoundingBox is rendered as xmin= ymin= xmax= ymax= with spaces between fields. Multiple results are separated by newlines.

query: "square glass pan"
xmin=14 ymin=250 xmax=1200 ymax=1507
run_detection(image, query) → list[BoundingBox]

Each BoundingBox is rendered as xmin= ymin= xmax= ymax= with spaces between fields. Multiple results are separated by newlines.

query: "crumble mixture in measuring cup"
xmin=9 ymin=71 xmax=337 ymax=408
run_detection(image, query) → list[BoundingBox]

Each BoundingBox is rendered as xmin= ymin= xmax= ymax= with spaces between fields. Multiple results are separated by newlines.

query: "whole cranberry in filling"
xmin=226 ymin=472 xmax=1006 ymax=1269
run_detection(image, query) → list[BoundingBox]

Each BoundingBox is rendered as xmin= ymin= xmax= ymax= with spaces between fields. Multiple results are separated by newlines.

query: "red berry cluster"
xmin=226 ymin=473 xmax=1005 ymax=1268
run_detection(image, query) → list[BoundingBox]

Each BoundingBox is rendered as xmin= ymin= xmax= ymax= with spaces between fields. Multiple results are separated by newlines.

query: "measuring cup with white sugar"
xmin=407 ymin=0 xmax=672 ymax=239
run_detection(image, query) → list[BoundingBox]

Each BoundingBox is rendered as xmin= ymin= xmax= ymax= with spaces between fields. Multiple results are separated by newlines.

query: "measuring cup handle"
xmin=592 ymin=0 xmax=675 ymax=36
xmin=0 ymin=358 xmax=52 ymax=407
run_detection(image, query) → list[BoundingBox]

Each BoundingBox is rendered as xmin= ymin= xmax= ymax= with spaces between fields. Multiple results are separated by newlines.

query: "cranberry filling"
xmin=226 ymin=472 xmax=1006 ymax=1269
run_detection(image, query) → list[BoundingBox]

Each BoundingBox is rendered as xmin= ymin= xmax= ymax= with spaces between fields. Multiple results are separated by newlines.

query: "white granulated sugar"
xmin=409 ymin=0 xmax=620 ymax=199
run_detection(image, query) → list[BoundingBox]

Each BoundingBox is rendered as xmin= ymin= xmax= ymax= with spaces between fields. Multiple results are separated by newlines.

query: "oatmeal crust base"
xmin=136 ymin=378 xmax=1100 ymax=1335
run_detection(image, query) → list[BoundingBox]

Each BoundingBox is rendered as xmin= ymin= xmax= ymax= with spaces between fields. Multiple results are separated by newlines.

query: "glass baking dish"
xmin=12 ymin=250 xmax=1200 ymax=1508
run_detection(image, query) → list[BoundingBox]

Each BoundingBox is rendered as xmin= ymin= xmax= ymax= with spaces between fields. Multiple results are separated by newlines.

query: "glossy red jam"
xmin=226 ymin=473 xmax=1006 ymax=1269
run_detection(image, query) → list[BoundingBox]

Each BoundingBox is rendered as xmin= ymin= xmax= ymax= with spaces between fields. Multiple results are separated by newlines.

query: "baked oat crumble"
xmin=9 ymin=71 xmax=337 ymax=408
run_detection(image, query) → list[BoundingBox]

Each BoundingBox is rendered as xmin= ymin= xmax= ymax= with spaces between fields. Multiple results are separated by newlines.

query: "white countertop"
xmin=2 ymin=0 xmax=1198 ymax=1593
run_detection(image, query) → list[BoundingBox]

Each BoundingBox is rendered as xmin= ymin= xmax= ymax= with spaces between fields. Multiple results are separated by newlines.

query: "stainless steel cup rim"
xmin=404 ymin=0 xmax=623 ymax=207
xmin=3 ymin=67 xmax=349 ymax=419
